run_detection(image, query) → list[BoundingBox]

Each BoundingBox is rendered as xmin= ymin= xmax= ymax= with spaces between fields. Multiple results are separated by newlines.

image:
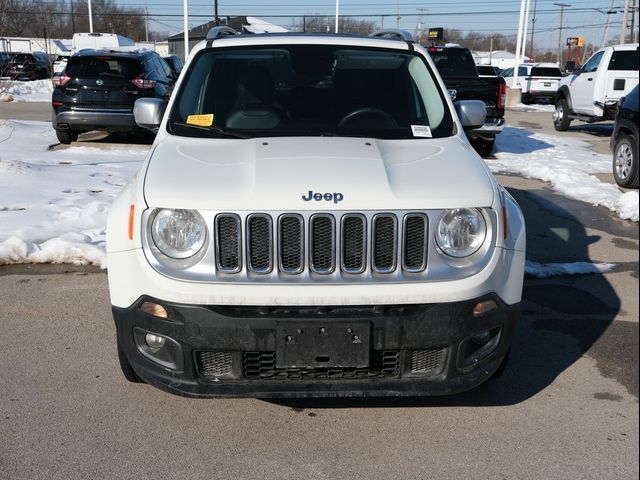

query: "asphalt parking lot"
xmin=0 ymin=102 xmax=638 ymax=479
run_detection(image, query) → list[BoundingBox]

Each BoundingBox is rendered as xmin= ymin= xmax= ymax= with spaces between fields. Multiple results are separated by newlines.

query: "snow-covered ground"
xmin=0 ymin=119 xmax=636 ymax=272
xmin=0 ymin=120 xmax=146 ymax=267
xmin=0 ymin=79 xmax=54 ymax=102
xmin=492 ymin=127 xmax=639 ymax=222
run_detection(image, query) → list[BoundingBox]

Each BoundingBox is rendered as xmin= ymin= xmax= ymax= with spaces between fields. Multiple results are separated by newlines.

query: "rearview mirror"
xmin=134 ymin=98 xmax=167 ymax=133
xmin=454 ymin=100 xmax=486 ymax=130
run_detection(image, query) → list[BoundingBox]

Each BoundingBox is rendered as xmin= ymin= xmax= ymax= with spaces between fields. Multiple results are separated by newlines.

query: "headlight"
xmin=151 ymin=209 xmax=207 ymax=259
xmin=435 ymin=208 xmax=487 ymax=258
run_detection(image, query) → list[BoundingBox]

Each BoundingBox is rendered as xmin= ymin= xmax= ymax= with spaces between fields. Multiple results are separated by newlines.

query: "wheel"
xmin=55 ymin=128 xmax=78 ymax=144
xmin=470 ymin=136 xmax=495 ymax=157
xmin=613 ymin=134 xmax=639 ymax=189
xmin=553 ymin=97 xmax=572 ymax=131
xmin=337 ymin=108 xmax=398 ymax=129
xmin=117 ymin=336 xmax=144 ymax=383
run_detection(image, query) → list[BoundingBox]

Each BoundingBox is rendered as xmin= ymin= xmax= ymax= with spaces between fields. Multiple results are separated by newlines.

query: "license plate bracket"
xmin=275 ymin=321 xmax=370 ymax=368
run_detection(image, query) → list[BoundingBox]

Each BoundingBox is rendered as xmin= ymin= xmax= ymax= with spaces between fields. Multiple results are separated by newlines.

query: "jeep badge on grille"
xmin=301 ymin=190 xmax=344 ymax=203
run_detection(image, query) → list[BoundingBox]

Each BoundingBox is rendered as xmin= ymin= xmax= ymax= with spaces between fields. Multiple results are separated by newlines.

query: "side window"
xmin=582 ymin=51 xmax=604 ymax=73
xmin=518 ymin=66 xmax=528 ymax=76
xmin=158 ymin=57 xmax=173 ymax=79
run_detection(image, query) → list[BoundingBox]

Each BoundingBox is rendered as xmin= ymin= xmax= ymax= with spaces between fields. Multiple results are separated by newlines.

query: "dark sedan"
xmin=610 ymin=85 xmax=639 ymax=189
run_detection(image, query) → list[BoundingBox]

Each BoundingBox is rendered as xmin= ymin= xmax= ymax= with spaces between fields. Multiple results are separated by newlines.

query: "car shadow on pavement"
xmin=266 ymin=187 xmax=622 ymax=409
xmin=495 ymin=126 xmax=554 ymax=154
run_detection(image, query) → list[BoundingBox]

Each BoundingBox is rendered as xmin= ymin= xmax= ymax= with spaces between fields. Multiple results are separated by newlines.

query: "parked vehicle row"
xmin=429 ymin=44 xmax=507 ymax=157
xmin=0 ymin=51 xmax=52 ymax=80
xmin=501 ymin=63 xmax=563 ymax=104
xmin=51 ymin=48 xmax=178 ymax=144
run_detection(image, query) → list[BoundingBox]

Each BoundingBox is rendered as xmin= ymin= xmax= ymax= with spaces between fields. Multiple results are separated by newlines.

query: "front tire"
xmin=613 ymin=134 xmax=639 ymax=189
xmin=471 ymin=136 xmax=496 ymax=158
xmin=553 ymin=97 xmax=572 ymax=131
xmin=55 ymin=128 xmax=78 ymax=144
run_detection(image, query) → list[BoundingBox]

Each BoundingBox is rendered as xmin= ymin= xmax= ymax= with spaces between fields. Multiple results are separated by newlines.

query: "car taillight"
xmin=53 ymin=72 xmax=71 ymax=87
xmin=130 ymin=75 xmax=156 ymax=89
xmin=52 ymin=101 xmax=64 ymax=107
xmin=498 ymin=82 xmax=507 ymax=110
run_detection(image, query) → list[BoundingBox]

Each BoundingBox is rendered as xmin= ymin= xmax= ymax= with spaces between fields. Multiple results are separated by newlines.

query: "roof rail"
xmin=206 ymin=26 xmax=241 ymax=41
xmin=369 ymin=29 xmax=415 ymax=43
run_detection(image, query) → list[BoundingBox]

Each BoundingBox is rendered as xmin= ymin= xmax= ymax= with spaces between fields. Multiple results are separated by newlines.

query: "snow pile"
xmin=491 ymin=127 xmax=639 ymax=222
xmin=0 ymin=120 xmax=147 ymax=267
xmin=525 ymin=260 xmax=616 ymax=278
xmin=507 ymin=103 xmax=555 ymax=112
xmin=0 ymin=79 xmax=54 ymax=102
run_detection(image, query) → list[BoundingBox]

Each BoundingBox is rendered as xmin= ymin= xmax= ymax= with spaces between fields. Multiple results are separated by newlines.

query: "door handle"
xmin=587 ymin=78 xmax=593 ymax=81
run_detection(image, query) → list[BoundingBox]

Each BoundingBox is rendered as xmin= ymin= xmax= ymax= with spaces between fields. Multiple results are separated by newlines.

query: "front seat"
xmin=226 ymin=66 xmax=281 ymax=130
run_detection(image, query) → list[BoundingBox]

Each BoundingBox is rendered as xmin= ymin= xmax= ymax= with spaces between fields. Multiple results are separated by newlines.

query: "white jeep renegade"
xmin=107 ymin=28 xmax=526 ymax=398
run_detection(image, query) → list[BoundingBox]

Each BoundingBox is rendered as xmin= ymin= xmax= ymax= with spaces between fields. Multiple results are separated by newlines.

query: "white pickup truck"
xmin=553 ymin=43 xmax=639 ymax=131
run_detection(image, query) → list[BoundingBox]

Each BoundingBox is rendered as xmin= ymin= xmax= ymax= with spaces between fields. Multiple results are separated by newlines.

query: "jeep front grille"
xmin=212 ymin=211 xmax=430 ymax=278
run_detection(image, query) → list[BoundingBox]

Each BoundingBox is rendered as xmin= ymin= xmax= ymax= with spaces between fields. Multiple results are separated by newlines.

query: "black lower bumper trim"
xmin=113 ymin=295 xmax=517 ymax=398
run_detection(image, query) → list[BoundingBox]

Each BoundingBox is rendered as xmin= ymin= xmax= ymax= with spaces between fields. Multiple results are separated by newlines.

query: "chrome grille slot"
xmin=279 ymin=215 xmax=304 ymax=273
xmin=372 ymin=214 xmax=397 ymax=273
xmin=341 ymin=214 xmax=366 ymax=273
xmin=310 ymin=214 xmax=335 ymax=273
xmin=403 ymin=214 xmax=428 ymax=272
xmin=247 ymin=214 xmax=272 ymax=273
xmin=215 ymin=214 xmax=241 ymax=272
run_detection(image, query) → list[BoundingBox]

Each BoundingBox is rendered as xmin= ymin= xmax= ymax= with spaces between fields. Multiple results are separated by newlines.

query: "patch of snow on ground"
xmin=491 ymin=126 xmax=639 ymax=222
xmin=0 ymin=120 xmax=147 ymax=267
xmin=525 ymin=260 xmax=616 ymax=278
xmin=0 ymin=80 xmax=54 ymax=102
xmin=507 ymin=103 xmax=556 ymax=112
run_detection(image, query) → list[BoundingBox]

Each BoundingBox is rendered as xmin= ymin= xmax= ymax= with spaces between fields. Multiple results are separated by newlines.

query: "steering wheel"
xmin=337 ymin=108 xmax=398 ymax=128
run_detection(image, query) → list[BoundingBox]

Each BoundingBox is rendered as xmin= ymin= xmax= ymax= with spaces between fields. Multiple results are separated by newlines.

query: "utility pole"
xmin=631 ymin=0 xmax=637 ymax=42
xmin=620 ymin=0 xmax=630 ymax=43
xmin=145 ymin=7 xmax=149 ymax=42
xmin=416 ymin=8 xmax=428 ymax=45
xmin=601 ymin=0 xmax=617 ymax=48
xmin=554 ymin=3 xmax=571 ymax=66
xmin=529 ymin=0 xmax=538 ymax=60
xmin=396 ymin=0 xmax=401 ymax=28
xmin=513 ymin=0 xmax=527 ymax=88
xmin=214 ymin=0 xmax=219 ymax=24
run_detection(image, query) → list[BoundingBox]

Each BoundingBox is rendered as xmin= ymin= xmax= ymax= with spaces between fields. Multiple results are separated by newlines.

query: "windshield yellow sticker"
xmin=186 ymin=114 xmax=214 ymax=127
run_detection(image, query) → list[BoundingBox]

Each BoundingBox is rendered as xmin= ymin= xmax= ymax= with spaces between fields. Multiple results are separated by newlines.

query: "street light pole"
xmin=513 ymin=0 xmax=527 ymax=89
xmin=183 ymin=0 xmax=189 ymax=60
xmin=554 ymin=3 xmax=571 ymax=66
xmin=88 ymin=0 xmax=93 ymax=33
xmin=335 ymin=0 xmax=339 ymax=33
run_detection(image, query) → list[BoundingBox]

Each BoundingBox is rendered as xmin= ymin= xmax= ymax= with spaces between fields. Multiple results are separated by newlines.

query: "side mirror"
xmin=134 ymin=98 xmax=167 ymax=133
xmin=454 ymin=100 xmax=486 ymax=130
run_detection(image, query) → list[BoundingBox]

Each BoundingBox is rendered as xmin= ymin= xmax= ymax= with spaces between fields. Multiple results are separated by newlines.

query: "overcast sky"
xmin=118 ymin=0 xmax=631 ymax=50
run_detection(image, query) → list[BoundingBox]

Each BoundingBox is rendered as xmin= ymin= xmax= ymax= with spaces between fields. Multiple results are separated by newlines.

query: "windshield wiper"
xmin=173 ymin=122 xmax=249 ymax=139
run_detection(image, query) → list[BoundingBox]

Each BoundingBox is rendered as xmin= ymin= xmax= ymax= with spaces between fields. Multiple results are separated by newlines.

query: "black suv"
xmin=611 ymin=85 xmax=639 ymax=189
xmin=52 ymin=49 xmax=175 ymax=144
xmin=7 ymin=52 xmax=52 ymax=80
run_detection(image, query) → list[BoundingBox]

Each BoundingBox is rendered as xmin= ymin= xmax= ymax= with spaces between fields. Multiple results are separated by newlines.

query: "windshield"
xmin=9 ymin=54 xmax=33 ymax=64
xmin=531 ymin=67 xmax=562 ymax=77
xmin=168 ymin=45 xmax=453 ymax=140
xmin=66 ymin=56 xmax=143 ymax=79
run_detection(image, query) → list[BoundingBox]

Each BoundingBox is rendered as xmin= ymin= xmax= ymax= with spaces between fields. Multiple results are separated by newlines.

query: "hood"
xmin=144 ymin=135 xmax=496 ymax=211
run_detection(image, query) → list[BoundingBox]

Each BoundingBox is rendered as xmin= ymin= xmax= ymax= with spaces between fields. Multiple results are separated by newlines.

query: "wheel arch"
xmin=555 ymin=86 xmax=574 ymax=112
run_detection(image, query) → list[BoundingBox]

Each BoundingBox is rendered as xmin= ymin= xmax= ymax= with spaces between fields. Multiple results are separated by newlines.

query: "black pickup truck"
xmin=428 ymin=45 xmax=506 ymax=157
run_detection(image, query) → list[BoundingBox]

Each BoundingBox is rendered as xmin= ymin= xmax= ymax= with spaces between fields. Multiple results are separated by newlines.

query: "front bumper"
xmin=113 ymin=294 xmax=517 ymax=398
xmin=53 ymin=108 xmax=136 ymax=131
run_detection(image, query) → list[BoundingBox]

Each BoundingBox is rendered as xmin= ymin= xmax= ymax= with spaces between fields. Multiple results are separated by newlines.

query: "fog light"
xmin=471 ymin=330 xmax=491 ymax=345
xmin=473 ymin=300 xmax=497 ymax=317
xmin=140 ymin=301 xmax=168 ymax=318
xmin=145 ymin=333 xmax=166 ymax=351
